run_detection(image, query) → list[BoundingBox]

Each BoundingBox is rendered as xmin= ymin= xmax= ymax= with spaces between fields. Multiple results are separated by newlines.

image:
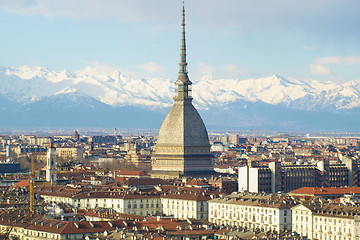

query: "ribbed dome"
xmin=156 ymin=100 xmax=210 ymax=147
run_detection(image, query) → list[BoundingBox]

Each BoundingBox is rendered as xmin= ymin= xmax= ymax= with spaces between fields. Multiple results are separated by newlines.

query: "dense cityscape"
xmin=1 ymin=131 xmax=360 ymax=239
xmin=1 ymin=1 xmax=360 ymax=240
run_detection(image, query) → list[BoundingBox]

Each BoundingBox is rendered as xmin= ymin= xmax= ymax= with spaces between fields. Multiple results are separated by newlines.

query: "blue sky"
xmin=0 ymin=0 xmax=360 ymax=83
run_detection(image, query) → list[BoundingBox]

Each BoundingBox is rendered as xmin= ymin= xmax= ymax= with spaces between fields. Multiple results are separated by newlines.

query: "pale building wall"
xmin=248 ymin=167 xmax=259 ymax=192
xmin=57 ymin=147 xmax=83 ymax=161
xmin=46 ymin=147 xmax=57 ymax=183
xmin=39 ymin=192 xmax=206 ymax=220
xmin=208 ymin=201 xmax=292 ymax=232
xmin=292 ymin=204 xmax=355 ymax=240
xmin=238 ymin=166 xmax=249 ymax=192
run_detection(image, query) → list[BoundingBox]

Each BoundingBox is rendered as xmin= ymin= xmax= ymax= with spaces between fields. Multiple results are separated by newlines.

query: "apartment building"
xmin=239 ymin=159 xmax=358 ymax=193
xmin=292 ymin=203 xmax=360 ymax=240
xmin=161 ymin=190 xmax=210 ymax=220
xmin=36 ymin=185 xmax=214 ymax=220
xmin=208 ymin=192 xmax=299 ymax=232
xmin=0 ymin=209 xmax=216 ymax=240
xmin=56 ymin=147 xmax=83 ymax=161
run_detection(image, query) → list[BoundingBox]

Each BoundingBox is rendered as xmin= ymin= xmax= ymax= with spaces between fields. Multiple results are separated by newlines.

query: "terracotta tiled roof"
xmin=117 ymin=170 xmax=149 ymax=176
xmin=289 ymin=186 xmax=360 ymax=196
xmin=294 ymin=202 xmax=360 ymax=218
xmin=162 ymin=188 xmax=211 ymax=201
xmin=35 ymin=185 xmax=85 ymax=198
xmin=119 ymin=178 xmax=171 ymax=187
xmin=211 ymin=192 xmax=300 ymax=208
xmin=187 ymin=179 xmax=208 ymax=186
xmin=0 ymin=208 xmax=219 ymax=237
xmin=14 ymin=180 xmax=30 ymax=187
xmin=35 ymin=184 xmax=219 ymax=201
xmin=26 ymin=219 xmax=120 ymax=234
xmin=79 ymin=209 xmax=143 ymax=220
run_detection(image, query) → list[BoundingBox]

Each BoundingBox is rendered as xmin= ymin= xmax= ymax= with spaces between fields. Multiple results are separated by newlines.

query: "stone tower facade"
xmin=46 ymin=141 xmax=57 ymax=185
xmin=150 ymin=6 xmax=213 ymax=179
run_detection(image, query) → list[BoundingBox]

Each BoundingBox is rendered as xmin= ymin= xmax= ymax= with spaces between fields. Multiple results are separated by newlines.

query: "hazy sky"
xmin=0 ymin=0 xmax=360 ymax=83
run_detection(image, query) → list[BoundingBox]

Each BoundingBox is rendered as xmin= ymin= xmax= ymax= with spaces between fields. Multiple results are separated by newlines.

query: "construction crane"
xmin=29 ymin=153 xmax=35 ymax=213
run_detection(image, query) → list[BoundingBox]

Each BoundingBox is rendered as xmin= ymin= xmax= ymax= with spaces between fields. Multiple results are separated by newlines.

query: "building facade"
xmin=56 ymin=147 xmax=83 ymax=161
xmin=239 ymin=159 xmax=358 ymax=193
xmin=292 ymin=203 xmax=359 ymax=240
xmin=124 ymin=143 xmax=151 ymax=170
xmin=208 ymin=192 xmax=298 ymax=232
xmin=36 ymin=186 xmax=212 ymax=220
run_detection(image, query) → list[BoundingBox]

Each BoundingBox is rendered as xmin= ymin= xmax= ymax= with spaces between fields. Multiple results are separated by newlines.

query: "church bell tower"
xmin=46 ymin=141 xmax=57 ymax=185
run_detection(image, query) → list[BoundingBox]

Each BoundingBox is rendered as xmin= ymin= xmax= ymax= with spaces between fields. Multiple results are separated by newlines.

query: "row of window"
xmin=294 ymin=223 xmax=352 ymax=233
xmin=211 ymin=203 xmax=282 ymax=215
xmin=294 ymin=212 xmax=351 ymax=224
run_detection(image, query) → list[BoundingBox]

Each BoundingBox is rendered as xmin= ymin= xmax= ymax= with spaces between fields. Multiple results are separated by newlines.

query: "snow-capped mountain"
xmin=2 ymin=65 xmax=360 ymax=110
xmin=192 ymin=74 xmax=342 ymax=110
xmin=0 ymin=65 xmax=173 ymax=108
xmin=1 ymin=65 xmax=360 ymax=130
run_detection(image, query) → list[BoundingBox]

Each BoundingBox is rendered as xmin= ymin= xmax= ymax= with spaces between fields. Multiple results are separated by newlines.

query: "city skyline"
xmin=1 ymin=1 xmax=360 ymax=236
xmin=0 ymin=0 xmax=360 ymax=83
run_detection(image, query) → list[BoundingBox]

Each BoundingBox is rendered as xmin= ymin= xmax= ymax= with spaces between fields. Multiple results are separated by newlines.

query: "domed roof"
xmin=156 ymin=101 xmax=210 ymax=147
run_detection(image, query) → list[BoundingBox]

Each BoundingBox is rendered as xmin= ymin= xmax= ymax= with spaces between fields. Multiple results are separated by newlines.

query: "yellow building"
xmin=56 ymin=147 xmax=83 ymax=161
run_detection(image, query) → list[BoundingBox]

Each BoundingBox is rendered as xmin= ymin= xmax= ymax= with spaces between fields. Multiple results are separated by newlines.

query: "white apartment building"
xmin=56 ymin=147 xmax=83 ymax=161
xmin=292 ymin=203 xmax=360 ymax=240
xmin=39 ymin=188 xmax=162 ymax=216
xmin=75 ymin=191 xmax=162 ymax=216
xmin=161 ymin=191 xmax=210 ymax=220
xmin=36 ymin=186 xmax=212 ymax=220
xmin=208 ymin=192 xmax=299 ymax=232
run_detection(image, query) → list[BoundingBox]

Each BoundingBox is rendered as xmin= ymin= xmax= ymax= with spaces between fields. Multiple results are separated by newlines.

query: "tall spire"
xmin=174 ymin=2 xmax=192 ymax=101
xmin=150 ymin=1 xmax=213 ymax=180
xmin=176 ymin=3 xmax=191 ymax=85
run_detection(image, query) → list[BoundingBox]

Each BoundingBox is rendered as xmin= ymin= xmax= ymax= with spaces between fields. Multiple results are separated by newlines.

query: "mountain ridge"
xmin=1 ymin=65 xmax=360 ymax=131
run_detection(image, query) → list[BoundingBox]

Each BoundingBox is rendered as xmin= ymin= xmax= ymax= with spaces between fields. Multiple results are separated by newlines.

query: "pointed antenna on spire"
xmin=176 ymin=1 xmax=191 ymax=85
xmin=180 ymin=2 xmax=187 ymax=75
xmin=174 ymin=1 xmax=192 ymax=101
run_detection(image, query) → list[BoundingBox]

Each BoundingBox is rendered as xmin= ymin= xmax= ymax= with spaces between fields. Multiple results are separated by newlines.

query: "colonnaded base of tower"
xmin=150 ymin=169 xmax=218 ymax=179
xmin=150 ymin=151 xmax=216 ymax=179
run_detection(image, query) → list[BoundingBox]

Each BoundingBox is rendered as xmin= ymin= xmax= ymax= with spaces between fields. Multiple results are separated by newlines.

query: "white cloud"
xmin=74 ymin=62 xmax=134 ymax=78
xmin=302 ymin=46 xmax=315 ymax=51
xmin=76 ymin=63 xmax=121 ymax=78
xmin=330 ymin=75 xmax=346 ymax=84
xmin=310 ymin=56 xmax=360 ymax=77
xmin=315 ymin=56 xmax=360 ymax=65
xmin=310 ymin=63 xmax=331 ymax=75
xmin=198 ymin=62 xmax=214 ymax=75
xmin=81 ymin=65 xmax=115 ymax=74
xmin=2 ymin=0 xmax=359 ymax=32
xmin=138 ymin=62 xmax=164 ymax=73
xmin=222 ymin=64 xmax=251 ymax=77
xmin=0 ymin=0 xmax=179 ymax=22
xmin=0 ymin=0 xmax=36 ymax=10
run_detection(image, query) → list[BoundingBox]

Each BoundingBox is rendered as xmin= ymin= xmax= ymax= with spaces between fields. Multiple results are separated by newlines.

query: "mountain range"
xmin=1 ymin=65 xmax=360 ymax=131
